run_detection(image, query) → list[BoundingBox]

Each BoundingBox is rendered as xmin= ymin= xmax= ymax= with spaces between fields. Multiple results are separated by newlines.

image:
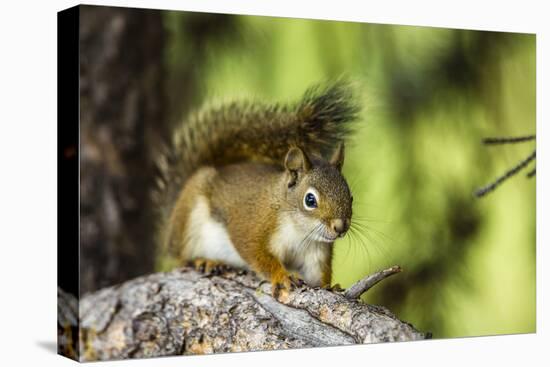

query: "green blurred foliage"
xmin=163 ymin=12 xmax=536 ymax=339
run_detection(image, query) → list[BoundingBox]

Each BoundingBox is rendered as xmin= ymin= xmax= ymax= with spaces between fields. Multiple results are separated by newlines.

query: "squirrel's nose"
xmin=331 ymin=218 xmax=348 ymax=236
xmin=331 ymin=218 xmax=351 ymax=237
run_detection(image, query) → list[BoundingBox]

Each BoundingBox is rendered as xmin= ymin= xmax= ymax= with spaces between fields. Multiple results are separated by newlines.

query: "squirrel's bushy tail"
xmin=153 ymin=81 xmax=360 ymax=215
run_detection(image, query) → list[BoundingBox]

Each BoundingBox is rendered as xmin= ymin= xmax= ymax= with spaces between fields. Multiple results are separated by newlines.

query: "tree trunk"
xmin=58 ymin=267 xmax=427 ymax=361
xmin=78 ymin=5 xmax=165 ymax=294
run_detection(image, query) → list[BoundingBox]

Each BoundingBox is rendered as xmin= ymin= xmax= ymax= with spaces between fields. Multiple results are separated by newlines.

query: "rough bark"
xmin=79 ymin=5 xmax=165 ymax=294
xmin=59 ymin=267 xmax=427 ymax=361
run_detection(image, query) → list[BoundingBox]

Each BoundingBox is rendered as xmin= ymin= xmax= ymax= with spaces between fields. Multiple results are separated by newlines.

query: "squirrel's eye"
xmin=304 ymin=192 xmax=318 ymax=210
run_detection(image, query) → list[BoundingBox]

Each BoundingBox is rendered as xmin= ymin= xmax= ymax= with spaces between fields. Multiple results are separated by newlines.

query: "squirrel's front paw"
xmin=271 ymin=273 xmax=305 ymax=303
xmin=322 ymin=283 xmax=344 ymax=292
xmin=189 ymin=258 xmax=229 ymax=275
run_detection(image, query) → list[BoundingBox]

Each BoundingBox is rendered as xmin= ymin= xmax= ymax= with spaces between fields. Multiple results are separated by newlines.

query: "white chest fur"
xmin=269 ymin=214 xmax=331 ymax=287
xmin=183 ymin=196 xmax=248 ymax=269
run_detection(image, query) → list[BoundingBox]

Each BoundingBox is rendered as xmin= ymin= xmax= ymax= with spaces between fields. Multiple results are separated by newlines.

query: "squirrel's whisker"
xmin=350 ymin=221 xmax=392 ymax=261
xmin=348 ymin=225 xmax=372 ymax=269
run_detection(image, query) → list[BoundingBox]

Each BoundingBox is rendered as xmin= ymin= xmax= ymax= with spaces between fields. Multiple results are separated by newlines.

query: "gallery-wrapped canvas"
xmin=58 ymin=4 xmax=536 ymax=362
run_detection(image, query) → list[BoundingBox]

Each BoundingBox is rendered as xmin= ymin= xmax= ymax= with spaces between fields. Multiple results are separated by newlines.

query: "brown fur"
xmin=153 ymin=81 xmax=359 ymax=223
xmin=155 ymin=82 xmax=359 ymax=301
xmin=166 ymin=148 xmax=352 ymax=301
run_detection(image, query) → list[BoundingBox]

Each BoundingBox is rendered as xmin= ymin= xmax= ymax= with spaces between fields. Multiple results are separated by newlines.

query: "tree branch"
xmin=58 ymin=266 xmax=427 ymax=361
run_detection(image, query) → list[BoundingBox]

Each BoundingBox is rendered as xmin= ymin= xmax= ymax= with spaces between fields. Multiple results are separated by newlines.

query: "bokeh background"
xmin=79 ymin=6 xmax=535 ymax=340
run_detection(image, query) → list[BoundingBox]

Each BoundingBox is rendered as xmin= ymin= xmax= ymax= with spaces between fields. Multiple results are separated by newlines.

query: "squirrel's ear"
xmin=329 ymin=142 xmax=345 ymax=171
xmin=285 ymin=147 xmax=311 ymax=172
xmin=284 ymin=147 xmax=311 ymax=186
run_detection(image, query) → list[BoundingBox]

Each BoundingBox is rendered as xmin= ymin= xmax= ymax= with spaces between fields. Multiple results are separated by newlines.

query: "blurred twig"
xmin=475 ymin=138 xmax=536 ymax=198
xmin=482 ymin=135 xmax=535 ymax=145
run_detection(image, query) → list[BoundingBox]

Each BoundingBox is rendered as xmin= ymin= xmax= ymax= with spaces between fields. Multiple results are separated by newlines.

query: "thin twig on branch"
xmin=344 ymin=265 xmax=402 ymax=299
xmin=482 ymin=135 xmax=535 ymax=145
xmin=475 ymin=150 xmax=536 ymax=198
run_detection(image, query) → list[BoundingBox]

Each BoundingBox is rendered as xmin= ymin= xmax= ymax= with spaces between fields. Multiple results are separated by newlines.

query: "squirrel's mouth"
xmin=317 ymin=229 xmax=340 ymax=243
xmin=320 ymin=234 xmax=338 ymax=242
xmin=310 ymin=230 xmax=336 ymax=243
xmin=320 ymin=228 xmax=349 ymax=242
xmin=307 ymin=222 xmax=346 ymax=243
